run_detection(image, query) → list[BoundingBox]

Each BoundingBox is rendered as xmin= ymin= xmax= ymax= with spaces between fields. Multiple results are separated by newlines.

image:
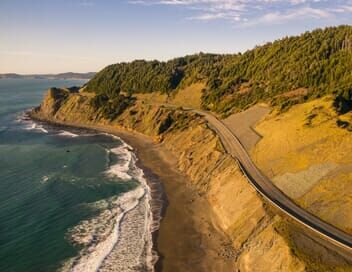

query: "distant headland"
xmin=0 ymin=72 xmax=96 ymax=80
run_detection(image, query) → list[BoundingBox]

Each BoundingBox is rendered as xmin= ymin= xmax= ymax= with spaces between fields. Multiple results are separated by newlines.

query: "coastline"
xmin=30 ymin=116 xmax=234 ymax=271
xmin=114 ymin=128 xmax=234 ymax=271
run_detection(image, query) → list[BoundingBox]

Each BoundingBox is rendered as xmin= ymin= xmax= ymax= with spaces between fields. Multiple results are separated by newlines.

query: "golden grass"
xmin=168 ymin=83 xmax=205 ymax=109
xmin=252 ymin=96 xmax=352 ymax=175
xmin=133 ymin=83 xmax=204 ymax=109
xmin=133 ymin=92 xmax=168 ymax=104
xmin=251 ymin=96 xmax=352 ymax=234
xmin=298 ymin=172 xmax=352 ymax=234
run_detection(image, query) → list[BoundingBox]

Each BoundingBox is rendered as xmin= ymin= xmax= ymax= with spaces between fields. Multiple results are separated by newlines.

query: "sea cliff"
xmin=31 ymin=87 xmax=352 ymax=271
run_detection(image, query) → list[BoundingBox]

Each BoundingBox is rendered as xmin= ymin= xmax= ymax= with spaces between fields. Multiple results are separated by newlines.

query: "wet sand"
xmin=113 ymin=130 xmax=234 ymax=272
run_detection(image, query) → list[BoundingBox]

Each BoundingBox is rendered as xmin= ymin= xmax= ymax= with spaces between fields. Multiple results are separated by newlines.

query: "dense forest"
xmin=86 ymin=25 xmax=352 ymax=116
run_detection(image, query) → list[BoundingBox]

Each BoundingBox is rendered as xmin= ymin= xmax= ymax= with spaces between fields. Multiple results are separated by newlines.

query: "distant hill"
xmin=0 ymin=72 xmax=96 ymax=80
xmin=85 ymin=25 xmax=352 ymax=116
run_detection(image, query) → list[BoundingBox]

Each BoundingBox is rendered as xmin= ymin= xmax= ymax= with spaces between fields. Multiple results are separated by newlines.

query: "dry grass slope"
xmin=133 ymin=83 xmax=205 ymax=110
xmin=252 ymin=96 xmax=352 ymax=235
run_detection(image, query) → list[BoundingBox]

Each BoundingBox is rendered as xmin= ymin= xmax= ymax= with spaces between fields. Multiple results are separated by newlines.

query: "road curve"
xmin=191 ymin=109 xmax=352 ymax=253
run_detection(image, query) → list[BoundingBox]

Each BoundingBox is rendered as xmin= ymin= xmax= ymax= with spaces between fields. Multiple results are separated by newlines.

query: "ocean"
xmin=0 ymin=79 xmax=157 ymax=272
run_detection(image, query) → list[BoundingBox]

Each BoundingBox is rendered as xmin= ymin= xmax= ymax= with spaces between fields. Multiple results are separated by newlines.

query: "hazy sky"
xmin=1 ymin=0 xmax=352 ymax=74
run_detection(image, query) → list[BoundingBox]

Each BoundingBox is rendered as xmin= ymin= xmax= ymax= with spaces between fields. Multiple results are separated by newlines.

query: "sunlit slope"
xmin=252 ymin=96 xmax=352 ymax=234
xmin=134 ymin=83 xmax=204 ymax=109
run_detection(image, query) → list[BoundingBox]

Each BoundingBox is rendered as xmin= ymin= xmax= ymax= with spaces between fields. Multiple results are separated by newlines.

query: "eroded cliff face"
xmin=31 ymin=89 xmax=351 ymax=271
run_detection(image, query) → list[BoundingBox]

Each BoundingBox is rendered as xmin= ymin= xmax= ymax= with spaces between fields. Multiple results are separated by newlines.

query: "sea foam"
xmin=105 ymin=140 xmax=135 ymax=181
xmin=18 ymin=112 xmax=49 ymax=133
xmin=58 ymin=131 xmax=79 ymax=138
xmin=24 ymin=122 xmax=49 ymax=133
xmin=65 ymin=135 xmax=160 ymax=272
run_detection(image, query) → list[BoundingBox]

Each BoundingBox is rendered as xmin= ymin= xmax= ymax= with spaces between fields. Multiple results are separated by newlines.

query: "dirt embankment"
xmin=223 ymin=104 xmax=271 ymax=151
xmin=31 ymin=88 xmax=352 ymax=271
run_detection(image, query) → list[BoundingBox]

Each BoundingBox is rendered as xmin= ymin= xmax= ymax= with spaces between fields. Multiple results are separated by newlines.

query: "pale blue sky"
xmin=1 ymin=0 xmax=351 ymax=74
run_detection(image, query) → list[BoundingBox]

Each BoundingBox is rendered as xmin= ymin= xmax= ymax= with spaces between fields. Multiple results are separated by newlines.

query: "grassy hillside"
xmin=252 ymin=96 xmax=352 ymax=234
xmin=85 ymin=25 xmax=352 ymax=117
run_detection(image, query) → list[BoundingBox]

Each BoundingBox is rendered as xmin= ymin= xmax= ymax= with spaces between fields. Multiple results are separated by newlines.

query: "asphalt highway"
xmin=193 ymin=109 xmax=352 ymax=253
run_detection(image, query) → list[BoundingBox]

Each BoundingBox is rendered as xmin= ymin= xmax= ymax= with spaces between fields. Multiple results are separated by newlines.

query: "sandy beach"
xmin=113 ymin=130 xmax=234 ymax=272
xmin=34 ymin=119 xmax=234 ymax=271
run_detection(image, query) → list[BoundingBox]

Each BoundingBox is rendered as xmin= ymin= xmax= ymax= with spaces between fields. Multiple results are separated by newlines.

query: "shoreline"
xmin=29 ymin=115 xmax=234 ymax=271
xmin=29 ymin=117 xmax=166 ymax=271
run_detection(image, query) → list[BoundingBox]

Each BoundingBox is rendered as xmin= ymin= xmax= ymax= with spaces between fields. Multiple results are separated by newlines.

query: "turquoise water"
xmin=0 ymin=79 xmax=138 ymax=271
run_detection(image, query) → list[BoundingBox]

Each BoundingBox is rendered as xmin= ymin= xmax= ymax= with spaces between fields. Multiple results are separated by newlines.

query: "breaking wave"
xmin=58 ymin=131 xmax=79 ymax=138
xmin=63 ymin=136 xmax=161 ymax=272
xmin=17 ymin=112 xmax=49 ymax=133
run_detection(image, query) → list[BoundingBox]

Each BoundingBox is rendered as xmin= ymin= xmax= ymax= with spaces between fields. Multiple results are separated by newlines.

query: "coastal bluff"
xmin=31 ymin=88 xmax=352 ymax=271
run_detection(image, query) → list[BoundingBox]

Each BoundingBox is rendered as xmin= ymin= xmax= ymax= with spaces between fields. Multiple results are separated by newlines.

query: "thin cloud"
xmin=78 ymin=0 xmax=94 ymax=7
xmin=129 ymin=0 xmax=352 ymax=25
xmin=242 ymin=7 xmax=331 ymax=27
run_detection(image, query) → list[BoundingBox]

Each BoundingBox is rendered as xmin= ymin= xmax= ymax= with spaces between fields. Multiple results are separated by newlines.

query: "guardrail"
xmin=199 ymin=109 xmax=352 ymax=254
